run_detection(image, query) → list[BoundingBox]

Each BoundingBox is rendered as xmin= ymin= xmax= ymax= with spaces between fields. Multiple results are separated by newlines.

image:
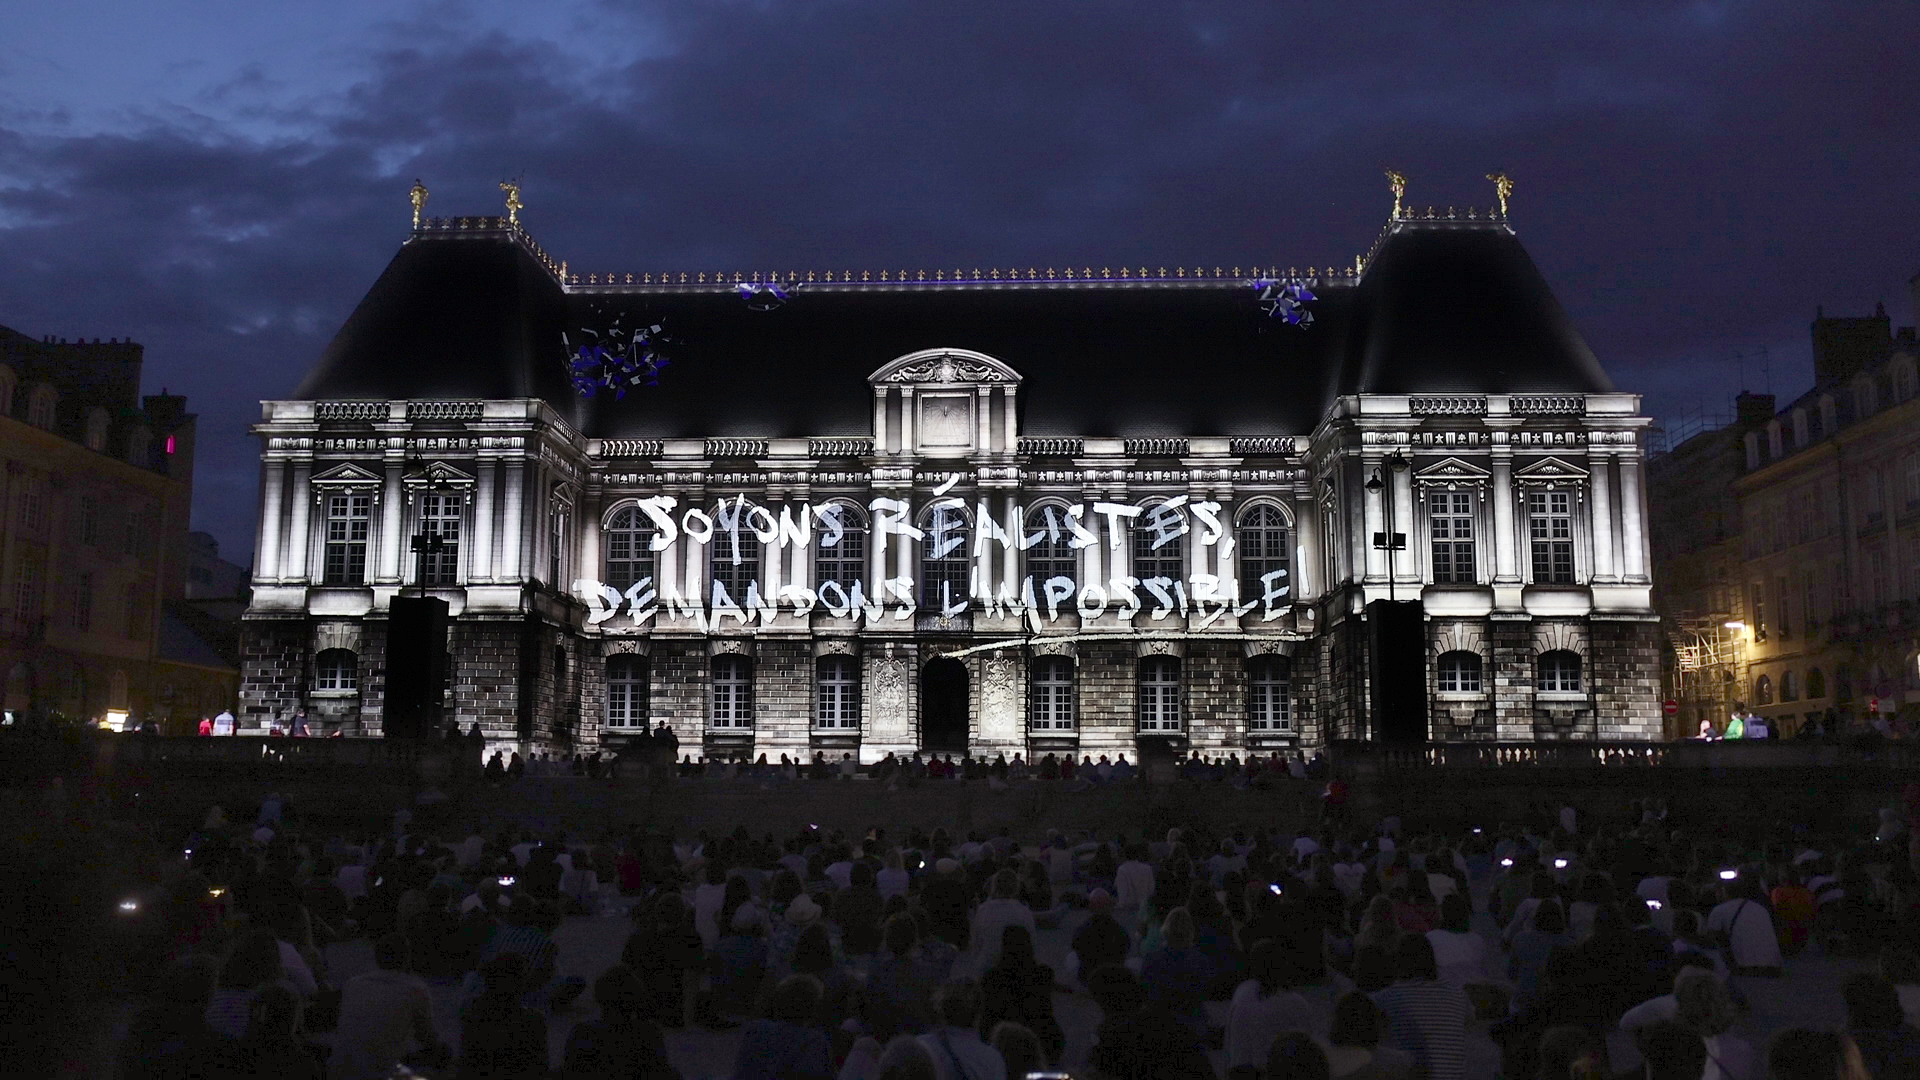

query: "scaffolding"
xmin=1668 ymin=618 xmax=1745 ymax=736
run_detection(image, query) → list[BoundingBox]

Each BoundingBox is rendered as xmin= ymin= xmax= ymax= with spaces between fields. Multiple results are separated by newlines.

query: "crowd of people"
xmin=112 ymin=778 xmax=1920 ymax=1079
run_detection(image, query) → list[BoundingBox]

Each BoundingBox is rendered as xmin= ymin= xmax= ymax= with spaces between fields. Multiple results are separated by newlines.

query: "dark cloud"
xmin=1 ymin=0 xmax=1916 ymax=559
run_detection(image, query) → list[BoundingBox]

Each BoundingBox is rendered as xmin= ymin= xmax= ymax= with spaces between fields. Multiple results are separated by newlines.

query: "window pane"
xmin=1031 ymin=657 xmax=1076 ymax=731
xmin=1138 ymin=656 xmax=1182 ymax=731
xmin=1133 ymin=520 xmax=1185 ymax=582
xmin=605 ymin=507 xmax=655 ymax=592
xmin=607 ymin=655 xmax=648 ymax=728
xmin=815 ymin=655 xmax=859 ymax=729
xmin=1237 ymin=505 xmax=1291 ymax=604
xmin=1025 ymin=507 xmax=1077 ymax=589
xmin=1248 ymin=655 xmax=1290 ymax=731
xmin=814 ymin=505 xmax=867 ymax=595
xmin=712 ymin=656 xmax=753 ymax=728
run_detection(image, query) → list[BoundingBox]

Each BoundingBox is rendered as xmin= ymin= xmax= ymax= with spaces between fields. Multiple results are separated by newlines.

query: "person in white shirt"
xmin=917 ymin=980 xmax=1008 ymax=1080
xmin=1292 ymin=834 xmax=1322 ymax=863
xmin=328 ymin=934 xmax=444 ymax=1080
xmin=969 ymin=870 xmax=1036 ymax=976
xmin=1226 ymin=939 xmax=1322 ymax=1070
xmin=1207 ymin=838 xmax=1247 ymax=888
xmin=691 ymin=862 xmax=729 ymax=951
xmin=1114 ymin=846 xmax=1156 ymax=929
xmin=1705 ymin=880 xmax=1783 ymax=974
xmin=212 ymin=709 xmax=235 ymax=735
xmin=877 ymin=850 xmax=911 ymax=901
xmin=1426 ymin=895 xmax=1497 ymax=990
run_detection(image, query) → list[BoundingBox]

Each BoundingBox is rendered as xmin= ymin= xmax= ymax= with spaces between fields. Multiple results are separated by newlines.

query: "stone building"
xmin=1725 ymin=283 xmax=1920 ymax=735
xmin=0 ymin=326 xmax=234 ymax=731
xmin=240 ymin=185 xmax=1659 ymax=758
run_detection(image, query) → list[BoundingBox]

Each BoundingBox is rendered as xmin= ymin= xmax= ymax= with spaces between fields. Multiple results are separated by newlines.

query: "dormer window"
xmin=1792 ymin=409 xmax=1809 ymax=448
xmin=26 ymin=384 xmax=56 ymax=430
xmin=1854 ymin=376 xmax=1877 ymax=418
xmin=1893 ymin=359 xmax=1917 ymax=403
xmin=869 ymin=348 xmax=1021 ymax=457
xmin=1766 ymin=420 xmax=1784 ymax=460
xmin=1744 ymin=431 xmax=1761 ymax=471
xmin=1819 ymin=394 xmax=1837 ymax=436
xmin=84 ymin=408 xmax=110 ymax=452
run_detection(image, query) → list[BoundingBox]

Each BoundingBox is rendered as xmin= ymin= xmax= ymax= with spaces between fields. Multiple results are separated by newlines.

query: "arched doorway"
xmin=921 ymin=657 xmax=969 ymax=752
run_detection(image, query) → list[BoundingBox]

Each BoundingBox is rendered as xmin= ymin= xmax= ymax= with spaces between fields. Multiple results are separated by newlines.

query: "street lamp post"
xmin=1365 ymin=452 xmax=1411 ymax=599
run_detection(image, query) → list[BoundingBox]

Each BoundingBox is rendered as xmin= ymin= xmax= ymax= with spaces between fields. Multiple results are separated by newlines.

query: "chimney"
xmin=1812 ymin=306 xmax=1893 ymax=387
xmin=1735 ymin=391 xmax=1776 ymax=429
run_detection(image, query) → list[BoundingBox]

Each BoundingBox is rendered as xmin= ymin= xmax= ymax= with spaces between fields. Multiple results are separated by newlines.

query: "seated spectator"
xmin=709 ymin=902 xmax=770 ymax=1024
xmin=1706 ymin=877 xmax=1784 ymax=976
xmin=733 ymin=974 xmax=833 ymax=1080
xmin=207 ymin=930 xmax=286 ymax=1039
xmin=978 ymin=926 xmax=1062 ymax=1065
xmin=878 ymin=850 xmax=911 ymax=902
xmin=1762 ymin=1028 xmax=1872 ymax=1080
xmin=1425 ymin=894 xmax=1496 ymax=991
xmin=1140 ymin=907 xmax=1214 ymax=1037
xmin=970 ymin=870 xmax=1036 ymax=975
xmin=1769 ymin=866 xmax=1817 ymax=957
xmin=917 ymin=979 xmax=1008 ymax=1080
xmin=457 ymin=953 xmax=548 ymax=1079
xmin=1085 ymin=964 xmax=1212 ymax=1080
xmin=1841 ymin=972 xmax=1920 ymax=1080
xmin=223 ymin=980 xmax=324 ymax=1080
xmin=1069 ymin=889 xmax=1132 ymax=985
xmin=622 ymin=893 xmax=703 ymax=1028
xmin=1635 ymin=1020 xmax=1710 ymax=1080
xmin=791 ymin=922 xmax=857 ymax=1030
xmin=1226 ymin=939 xmax=1319 ymax=1071
xmin=1370 ymin=935 xmax=1472 ymax=1080
xmin=836 ymin=862 xmax=886 ymax=958
xmin=330 ymin=933 xmax=445 ymax=1080
xmin=119 ymin=953 xmax=224 ymax=1080
xmin=867 ymin=913 xmax=938 ymax=1039
xmin=560 ymin=965 xmax=678 ymax=1079
xmin=1507 ymin=900 xmax=1573 ymax=1014
xmin=987 ymin=1021 xmax=1044 ymax=1080
xmin=1673 ymin=967 xmax=1756 ymax=1080
xmin=1325 ymin=992 xmax=1414 ymax=1079
xmin=1266 ymin=1031 xmax=1333 ymax=1080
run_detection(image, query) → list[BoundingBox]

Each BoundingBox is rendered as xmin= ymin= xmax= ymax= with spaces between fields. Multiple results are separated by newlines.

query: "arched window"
xmin=813 ymin=503 xmax=867 ymax=596
xmin=26 ymin=384 xmax=57 ymax=430
xmin=604 ymin=506 xmax=655 ymax=593
xmin=1537 ymin=650 xmax=1582 ymax=693
xmin=1237 ymin=505 xmax=1292 ymax=601
xmin=708 ymin=504 xmax=761 ymax=604
xmin=314 ymin=649 xmax=358 ymax=692
xmin=1247 ymin=654 xmax=1291 ymax=732
xmin=605 ymin=655 xmax=648 ymax=729
xmin=1805 ymin=667 xmax=1826 ymax=699
xmin=1137 ymin=656 xmax=1182 ymax=732
xmin=1030 ymin=656 xmax=1076 ymax=731
xmin=1024 ymin=505 xmax=1077 ymax=593
xmin=1437 ymin=651 xmax=1483 ymax=693
xmin=126 ymin=426 xmax=151 ymax=467
xmin=84 ymin=408 xmax=109 ymax=452
xmin=711 ymin=655 xmax=753 ymax=728
xmin=1780 ymin=670 xmax=1799 ymax=702
xmin=1754 ymin=674 xmax=1773 ymax=705
xmin=815 ymin=655 xmax=860 ymax=730
xmin=0 ymin=364 xmax=14 ymax=417
xmin=1133 ymin=504 xmax=1185 ymax=583
xmin=919 ymin=502 xmax=970 ymax=610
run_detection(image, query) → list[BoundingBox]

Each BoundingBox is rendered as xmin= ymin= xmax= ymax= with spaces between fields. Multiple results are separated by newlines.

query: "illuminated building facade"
xmin=240 ymin=192 xmax=1660 ymax=757
xmin=0 ymin=327 xmax=232 ymax=731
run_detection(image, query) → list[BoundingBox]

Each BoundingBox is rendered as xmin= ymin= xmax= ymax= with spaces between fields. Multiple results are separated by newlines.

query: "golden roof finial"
xmin=1384 ymin=170 xmax=1407 ymax=219
xmin=1486 ymin=171 xmax=1512 ymax=216
xmin=408 ymin=179 xmax=429 ymax=229
xmin=499 ymin=180 xmax=523 ymax=226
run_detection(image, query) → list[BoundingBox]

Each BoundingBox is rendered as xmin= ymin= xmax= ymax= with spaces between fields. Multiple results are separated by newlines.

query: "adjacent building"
xmin=1725 ymin=285 xmax=1920 ymax=734
xmin=240 ymin=186 xmax=1660 ymax=758
xmin=0 ymin=327 xmax=236 ymax=731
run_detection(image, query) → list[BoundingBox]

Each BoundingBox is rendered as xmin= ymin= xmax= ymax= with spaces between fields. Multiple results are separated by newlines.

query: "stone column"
xmin=286 ymin=463 xmax=311 ymax=580
xmin=763 ymin=500 xmax=783 ymax=606
xmin=976 ymin=387 xmax=991 ymax=454
xmin=257 ymin=460 xmax=285 ymax=581
xmin=789 ymin=505 xmax=810 ymax=599
xmin=1001 ymin=390 xmax=1018 ymax=454
xmin=471 ymin=461 xmax=495 ymax=583
xmin=683 ymin=529 xmax=706 ymax=611
xmin=1001 ymin=497 xmax=1020 ymax=601
xmin=873 ymin=392 xmax=889 ymax=454
xmin=657 ymin=523 xmax=681 ymax=603
xmin=378 ymin=461 xmax=404 ymax=582
xmin=1392 ymin=467 xmax=1415 ymax=591
xmin=499 ymin=461 xmax=524 ymax=581
xmin=1079 ymin=498 xmax=1102 ymax=595
xmin=1618 ymin=450 xmax=1648 ymax=582
xmin=1362 ymin=458 xmax=1386 ymax=582
xmin=899 ymin=388 xmax=916 ymax=455
xmin=1588 ymin=451 xmax=1616 ymax=583
xmin=1491 ymin=451 xmax=1519 ymax=583
xmin=579 ymin=490 xmax=602 ymax=593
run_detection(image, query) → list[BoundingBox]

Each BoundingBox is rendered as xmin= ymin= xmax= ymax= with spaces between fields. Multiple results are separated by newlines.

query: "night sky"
xmin=3 ymin=1 xmax=1916 ymax=562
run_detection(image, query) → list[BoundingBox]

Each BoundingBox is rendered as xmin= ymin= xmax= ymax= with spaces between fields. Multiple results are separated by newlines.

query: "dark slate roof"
xmin=293 ymin=216 xmax=1612 ymax=437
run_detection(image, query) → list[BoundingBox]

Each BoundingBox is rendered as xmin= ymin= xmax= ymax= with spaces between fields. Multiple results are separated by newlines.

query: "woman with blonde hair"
xmin=1141 ymin=907 xmax=1213 ymax=1037
xmin=1670 ymin=971 xmax=1756 ymax=1080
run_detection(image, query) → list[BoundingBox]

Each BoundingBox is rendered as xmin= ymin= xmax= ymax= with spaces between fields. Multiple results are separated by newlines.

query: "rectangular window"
xmin=1030 ymin=657 xmax=1076 ymax=731
xmin=124 ymin=581 xmax=148 ymax=638
xmin=1750 ymin=581 xmax=1767 ymax=641
xmin=13 ymin=552 xmax=44 ymax=626
xmin=418 ymin=493 xmax=461 ymax=585
xmin=813 ymin=508 xmax=866 ymax=596
xmin=1906 ymin=455 xmax=1920 ymax=508
xmin=1427 ymin=491 xmax=1476 ymax=584
xmin=123 ymin=506 xmax=142 ymax=557
xmin=69 ymin=572 xmax=92 ymax=632
xmin=1248 ymin=657 xmax=1291 ymax=732
xmin=815 ymin=656 xmax=860 ymax=730
xmin=1865 ymin=468 xmax=1885 ymax=523
xmin=1132 ymin=522 xmax=1185 ymax=583
xmin=20 ymin=490 xmax=43 ymax=534
xmin=1833 ymin=560 xmax=1850 ymax=615
xmin=709 ymin=535 xmax=760 ymax=604
xmin=1869 ymin=549 xmax=1890 ymax=610
xmin=1777 ymin=576 xmax=1792 ymax=640
xmin=77 ymin=495 xmax=98 ymax=547
xmin=710 ymin=656 xmax=753 ymax=728
xmin=605 ymin=655 xmax=648 ymax=729
xmin=1527 ymin=491 xmax=1575 ymax=584
xmin=323 ymin=494 xmax=371 ymax=585
xmin=1804 ymin=571 xmax=1820 ymax=631
xmin=1137 ymin=656 xmax=1182 ymax=732
xmin=547 ymin=509 xmax=565 ymax=587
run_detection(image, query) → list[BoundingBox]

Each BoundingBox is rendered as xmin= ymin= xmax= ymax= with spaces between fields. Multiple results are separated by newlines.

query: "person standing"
xmin=212 ymin=708 xmax=235 ymax=736
xmin=1723 ymin=707 xmax=1745 ymax=741
xmin=198 ymin=716 xmax=213 ymax=736
xmin=289 ymin=710 xmax=310 ymax=737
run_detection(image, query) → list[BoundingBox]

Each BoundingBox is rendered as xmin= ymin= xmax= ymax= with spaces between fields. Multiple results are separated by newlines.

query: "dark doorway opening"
xmin=921 ymin=657 xmax=970 ymax=752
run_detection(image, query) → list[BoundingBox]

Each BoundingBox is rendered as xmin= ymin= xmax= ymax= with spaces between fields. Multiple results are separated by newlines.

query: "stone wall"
xmin=238 ymin=619 xmax=306 ymax=726
xmin=1591 ymin=617 xmax=1663 ymax=739
xmin=754 ymin=638 xmax=813 ymax=759
xmin=1076 ymin=641 xmax=1137 ymax=758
